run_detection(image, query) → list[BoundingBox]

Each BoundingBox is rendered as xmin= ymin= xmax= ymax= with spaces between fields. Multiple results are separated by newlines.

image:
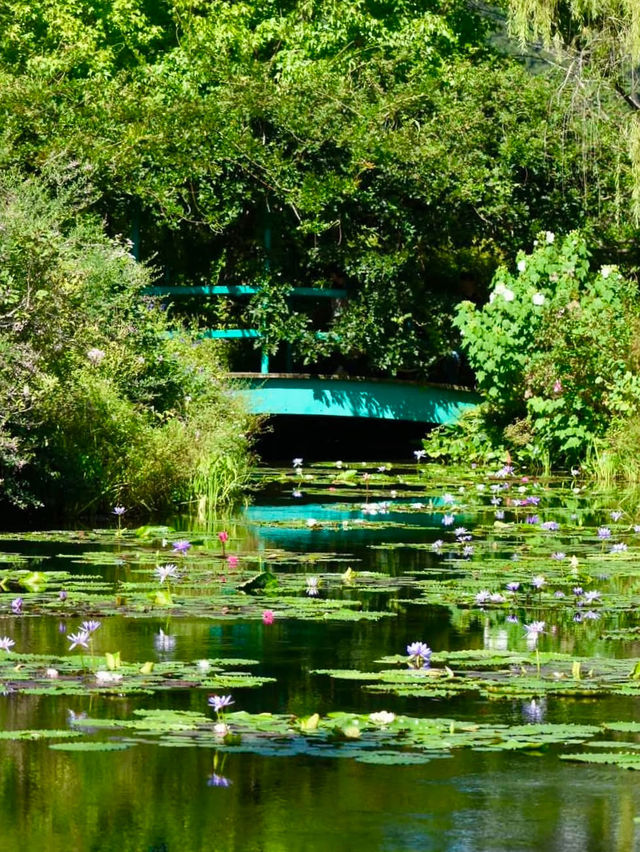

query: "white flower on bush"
xmin=600 ymin=265 xmax=613 ymax=279
xmin=532 ymin=293 xmax=545 ymax=306
xmin=517 ymin=259 xmax=527 ymax=273
xmin=87 ymin=348 xmax=105 ymax=365
xmin=501 ymin=287 xmax=515 ymax=302
xmin=545 ymin=231 xmax=555 ymax=244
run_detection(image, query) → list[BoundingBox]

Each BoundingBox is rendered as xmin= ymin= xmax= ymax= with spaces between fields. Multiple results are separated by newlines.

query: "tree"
xmin=505 ymin=0 xmax=640 ymax=209
xmin=0 ymin=0 xmax=634 ymax=376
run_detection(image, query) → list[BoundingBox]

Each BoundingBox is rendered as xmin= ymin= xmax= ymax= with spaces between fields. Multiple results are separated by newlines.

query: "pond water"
xmin=1 ymin=461 xmax=640 ymax=851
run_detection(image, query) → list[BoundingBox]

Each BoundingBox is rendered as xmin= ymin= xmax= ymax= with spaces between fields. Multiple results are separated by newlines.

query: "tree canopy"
xmin=0 ymin=0 xmax=635 ymax=375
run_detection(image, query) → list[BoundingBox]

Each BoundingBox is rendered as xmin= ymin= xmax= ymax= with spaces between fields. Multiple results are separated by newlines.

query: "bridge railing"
xmin=144 ymin=284 xmax=347 ymax=374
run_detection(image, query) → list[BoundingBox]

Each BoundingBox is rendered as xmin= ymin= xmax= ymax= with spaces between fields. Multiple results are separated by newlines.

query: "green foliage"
xmin=0 ymin=172 xmax=251 ymax=513
xmin=453 ymin=231 xmax=640 ymax=464
xmin=0 ymin=0 xmax=634 ymax=375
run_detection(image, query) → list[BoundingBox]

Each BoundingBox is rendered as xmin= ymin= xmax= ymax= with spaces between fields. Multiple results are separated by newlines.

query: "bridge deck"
xmin=231 ymin=373 xmax=479 ymax=424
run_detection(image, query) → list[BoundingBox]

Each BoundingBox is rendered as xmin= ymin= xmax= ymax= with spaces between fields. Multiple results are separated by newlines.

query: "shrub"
xmin=451 ymin=232 xmax=640 ymax=465
xmin=0 ymin=173 xmax=251 ymax=513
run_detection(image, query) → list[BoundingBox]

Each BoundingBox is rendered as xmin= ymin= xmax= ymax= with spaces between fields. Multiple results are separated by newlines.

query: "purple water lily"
xmin=209 ymin=694 xmax=234 ymax=713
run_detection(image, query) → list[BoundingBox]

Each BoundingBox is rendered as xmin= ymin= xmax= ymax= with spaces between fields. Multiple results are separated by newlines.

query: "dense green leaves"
xmin=0 ymin=0 xmax=632 ymax=375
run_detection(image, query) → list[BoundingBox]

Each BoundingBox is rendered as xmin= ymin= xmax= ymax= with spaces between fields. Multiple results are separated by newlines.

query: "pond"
xmin=1 ymin=460 xmax=640 ymax=851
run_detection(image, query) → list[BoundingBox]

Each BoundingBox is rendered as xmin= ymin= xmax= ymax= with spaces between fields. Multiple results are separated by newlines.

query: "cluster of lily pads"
xmin=2 ymin=457 xmax=640 ymax=775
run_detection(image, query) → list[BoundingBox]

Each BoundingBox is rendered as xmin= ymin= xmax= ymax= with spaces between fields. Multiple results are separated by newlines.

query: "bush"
xmin=451 ymin=231 xmax=640 ymax=466
xmin=0 ymin=173 xmax=251 ymax=513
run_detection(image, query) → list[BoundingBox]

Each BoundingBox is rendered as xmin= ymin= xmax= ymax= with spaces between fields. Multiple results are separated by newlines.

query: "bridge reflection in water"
xmin=231 ymin=373 xmax=479 ymax=424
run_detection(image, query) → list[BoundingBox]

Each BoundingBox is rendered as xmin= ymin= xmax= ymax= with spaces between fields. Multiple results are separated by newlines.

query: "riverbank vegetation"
xmin=0 ymin=173 xmax=252 ymax=514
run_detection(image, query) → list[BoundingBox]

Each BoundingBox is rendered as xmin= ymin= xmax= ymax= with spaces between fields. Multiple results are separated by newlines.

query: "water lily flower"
xmin=306 ymin=518 xmax=319 ymax=528
xmin=414 ymin=450 xmax=426 ymax=461
xmin=292 ymin=458 xmax=303 ymax=468
xmin=541 ymin=521 xmax=559 ymax=531
xmin=551 ymin=552 xmax=565 ymax=560
xmin=197 ymin=660 xmax=211 ymax=672
xmin=95 ymin=670 xmax=123 ymax=684
xmin=59 ymin=590 xmax=68 ymax=602
xmin=217 ymin=531 xmax=229 ymax=543
xmin=553 ymin=591 xmax=566 ymax=598
xmin=583 ymin=610 xmax=600 ymax=620
xmin=306 ymin=576 xmax=320 ymax=596
xmin=610 ymin=511 xmax=623 ymax=522
xmin=463 ymin=545 xmax=474 ymax=558
xmin=525 ymin=515 xmax=539 ymax=525
xmin=292 ymin=489 xmax=302 ymax=498
xmin=262 ymin=610 xmax=275 ymax=625
xmin=81 ymin=620 xmax=101 ymax=634
xmin=442 ymin=493 xmax=456 ymax=504
xmin=583 ymin=590 xmax=601 ymax=603
xmin=11 ymin=598 xmax=22 ymax=614
xmin=442 ymin=514 xmax=455 ymax=526
xmin=369 ymin=711 xmax=396 ymax=725
xmin=495 ymin=510 xmax=505 ymax=520
xmin=213 ymin=722 xmax=229 ymax=737
xmin=155 ymin=564 xmax=179 ymax=584
xmin=506 ymin=582 xmax=520 ymax=592
xmin=112 ymin=506 xmax=126 ymax=516
xmin=573 ymin=587 xmax=584 ymax=596
xmin=475 ymin=590 xmax=492 ymax=605
xmin=45 ymin=668 xmax=59 ymax=679
xmin=209 ymin=694 xmax=234 ymax=713
xmin=489 ymin=592 xmax=505 ymax=603
xmin=597 ymin=527 xmax=611 ymax=540
xmin=406 ymin=641 xmax=431 ymax=669
xmin=506 ymin=614 xmax=519 ymax=623
xmin=67 ymin=630 xmax=90 ymax=651
xmin=0 ymin=637 xmax=15 ymax=651
xmin=611 ymin=542 xmax=628 ymax=553
xmin=227 ymin=555 xmax=239 ymax=568
xmin=172 ymin=539 xmax=192 ymax=554
xmin=532 ymin=576 xmax=546 ymax=589
xmin=431 ymin=539 xmax=443 ymax=553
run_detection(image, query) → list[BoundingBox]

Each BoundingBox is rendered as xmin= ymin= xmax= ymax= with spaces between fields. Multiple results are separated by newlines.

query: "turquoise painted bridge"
xmin=232 ymin=373 xmax=479 ymax=424
xmin=146 ymin=283 xmax=479 ymax=423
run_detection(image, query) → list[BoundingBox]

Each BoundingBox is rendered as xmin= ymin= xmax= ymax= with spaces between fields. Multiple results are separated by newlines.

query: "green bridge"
xmin=146 ymin=284 xmax=479 ymax=424
xmin=232 ymin=373 xmax=479 ymax=424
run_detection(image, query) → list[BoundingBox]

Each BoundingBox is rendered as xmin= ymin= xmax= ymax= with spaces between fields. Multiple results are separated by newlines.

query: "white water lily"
xmin=95 ymin=670 xmax=123 ymax=684
xmin=369 ymin=711 xmax=396 ymax=725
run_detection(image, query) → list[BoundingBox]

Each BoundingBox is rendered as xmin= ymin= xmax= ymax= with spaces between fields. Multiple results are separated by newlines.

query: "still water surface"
xmin=0 ymin=463 xmax=639 ymax=851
